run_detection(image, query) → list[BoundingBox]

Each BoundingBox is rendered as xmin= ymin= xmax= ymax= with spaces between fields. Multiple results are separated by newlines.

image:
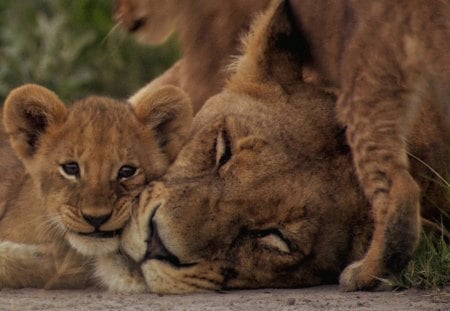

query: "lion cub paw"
xmin=94 ymin=254 xmax=148 ymax=293
xmin=339 ymin=260 xmax=384 ymax=291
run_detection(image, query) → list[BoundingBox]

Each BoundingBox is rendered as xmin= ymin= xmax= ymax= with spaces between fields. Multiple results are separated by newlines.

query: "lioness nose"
xmin=83 ymin=213 xmax=112 ymax=228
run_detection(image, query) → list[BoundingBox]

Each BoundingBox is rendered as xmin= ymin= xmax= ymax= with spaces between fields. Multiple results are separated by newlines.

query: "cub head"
xmin=114 ymin=0 xmax=181 ymax=44
xmin=120 ymin=1 xmax=373 ymax=294
xmin=3 ymin=84 xmax=192 ymax=256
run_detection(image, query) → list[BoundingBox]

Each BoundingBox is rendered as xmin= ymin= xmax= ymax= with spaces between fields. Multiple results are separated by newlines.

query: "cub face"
xmin=3 ymin=84 xmax=192 ymax=256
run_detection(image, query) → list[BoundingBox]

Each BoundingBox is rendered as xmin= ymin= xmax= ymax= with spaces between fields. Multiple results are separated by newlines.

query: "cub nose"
xmin=83 ymin=213 xmax=112 ymax=228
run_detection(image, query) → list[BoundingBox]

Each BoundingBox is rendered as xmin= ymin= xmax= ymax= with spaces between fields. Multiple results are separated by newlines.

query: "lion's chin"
xmin=66 ymin=232 xmax=120 ymax=256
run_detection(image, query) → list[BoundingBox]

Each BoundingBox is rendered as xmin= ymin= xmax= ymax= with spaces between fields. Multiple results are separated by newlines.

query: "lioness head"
xmin=119 ymin=0 xmax=450 ymax=294
xmin=114 ymin=0 xmax=181 ymax=44
xmin=119 ymin=1 xmax=374 ymax=293
xmin=3 ymin=84 xmax=192 ymax=256
xmin=125 ymin=91 xmax=373 ymax=293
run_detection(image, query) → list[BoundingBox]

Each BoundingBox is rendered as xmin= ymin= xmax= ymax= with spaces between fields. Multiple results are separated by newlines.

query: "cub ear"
xmin=133 ymin=85 xmax=193 ymax=162
xmin=3 ymin=84 xmax=68 ymax=160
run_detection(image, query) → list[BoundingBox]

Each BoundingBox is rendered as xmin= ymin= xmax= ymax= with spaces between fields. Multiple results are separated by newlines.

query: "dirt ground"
xmin=0 ymin=285 xmax=448 ymax=311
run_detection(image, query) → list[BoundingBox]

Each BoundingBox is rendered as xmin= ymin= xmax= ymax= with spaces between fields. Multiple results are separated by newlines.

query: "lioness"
xmin=115 ymin=1 xmax=449 ymax=294
xmin=114 ymin=0 xmax=271 ymax=113
xmin=0 ymin=84 xmax=192 ymax=289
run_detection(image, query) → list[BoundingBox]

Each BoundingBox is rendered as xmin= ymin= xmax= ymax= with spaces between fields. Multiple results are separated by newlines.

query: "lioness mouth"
xmin=145 ymin=222 xmax=197 ymax=268
xmin=78 ymin=229 xmax=122 ymax=239
xmin=143 ymin=205 xmax=197 ymax=268
xmin=145 ymin=222 xmax=182 ymax=266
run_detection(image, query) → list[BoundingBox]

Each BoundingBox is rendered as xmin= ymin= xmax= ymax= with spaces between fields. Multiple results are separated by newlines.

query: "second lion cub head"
xmin=3 ymin=84 xmax=191 ymax=256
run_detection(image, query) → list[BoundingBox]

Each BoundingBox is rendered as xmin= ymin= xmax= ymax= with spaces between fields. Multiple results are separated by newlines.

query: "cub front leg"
xmin=337 ymin=79 xmax=422 ymax=291
xmin=0 ymin=241 xmax=59 ymax=288
xmin=0 ymin=241 xmax=91 ymax=289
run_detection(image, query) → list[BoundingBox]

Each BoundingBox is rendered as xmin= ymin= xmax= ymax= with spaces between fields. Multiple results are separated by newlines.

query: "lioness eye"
xmin=60 ymin=162 xmax=80 ymax=177
xmin=216 ymin=129 xmax=232 ymax=168
xmin=118 ymin=165 xmax=137 ymax=180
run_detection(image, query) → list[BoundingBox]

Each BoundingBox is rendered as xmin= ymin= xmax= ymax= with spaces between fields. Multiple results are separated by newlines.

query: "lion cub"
xmin=289 ymin=0 xmax=450 ymax=290
xmin=0 ymin=84 xmax=191 ymax=289
xmin=114 ymin=0 xmax=271 ymax=113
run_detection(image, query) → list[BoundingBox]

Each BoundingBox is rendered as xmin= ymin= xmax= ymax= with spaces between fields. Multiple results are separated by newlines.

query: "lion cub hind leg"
xmin=339 ymin=172 xmax=421 ymax=291
xmin=338 ymin=84 xmax=422 ymax=291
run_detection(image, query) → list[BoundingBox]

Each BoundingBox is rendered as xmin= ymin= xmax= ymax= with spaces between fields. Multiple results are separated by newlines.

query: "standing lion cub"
xmin=0 ymin=84 xmax=191 ymax=289
xmin=114 ymin=0 xmax=271 ymax=113
xmin=288 ymin=0 xmax=450 ymax=290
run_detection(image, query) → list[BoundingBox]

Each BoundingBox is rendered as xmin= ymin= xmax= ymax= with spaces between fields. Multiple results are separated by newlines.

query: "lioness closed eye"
xmin=0 ymin=84 xmax=191 ymax=289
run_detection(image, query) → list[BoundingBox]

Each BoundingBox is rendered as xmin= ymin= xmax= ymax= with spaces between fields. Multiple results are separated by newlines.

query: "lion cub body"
xmin=115 ymin=0 xmax=271 ymax=113
xmin=289 ymin=0 xmax=450 ymax=289
xmin=0 ymin=84 xmax=191 ymax=289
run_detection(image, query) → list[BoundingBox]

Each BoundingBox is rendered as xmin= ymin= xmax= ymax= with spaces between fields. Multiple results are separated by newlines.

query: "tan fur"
xmin=114 ymin=2 xmax=449 ymax=294
xmin=0 ymin=84 xmax=192 ymax=289
xmin=0 ymin=108 xmax=21 ymax=221
xmin=114 ymin=0 xmax=271 ymax=113
xmin=288 ymin=0 xmax=450 ymax=290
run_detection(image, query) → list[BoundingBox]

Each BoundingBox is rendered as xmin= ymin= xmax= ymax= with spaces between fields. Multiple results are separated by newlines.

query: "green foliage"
xmin=0 ymin=0 xmax=180 ymax=103
xmin=368 ymin=172 xmax=450 ymax=290
xmin=393 ymin=228 xmax=450 ymax=290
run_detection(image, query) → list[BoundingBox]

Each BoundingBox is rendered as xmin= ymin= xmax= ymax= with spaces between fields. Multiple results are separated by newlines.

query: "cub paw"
xmin=339 ymin=260 xmax=382 ymax=291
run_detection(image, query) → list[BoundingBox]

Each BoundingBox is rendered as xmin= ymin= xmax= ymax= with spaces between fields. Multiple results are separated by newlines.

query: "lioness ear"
xmin=3 ymin=84 xmax=68 ymax=160
xmin=230 ymin=0 xmax=307 ymax=85
xmin=133 ymin=85 xmax=193 ymax=162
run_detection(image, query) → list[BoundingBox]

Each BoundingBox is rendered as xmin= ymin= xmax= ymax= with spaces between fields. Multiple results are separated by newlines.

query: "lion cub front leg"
xmin=337 ymin=82 xmax=422 ymax=291
xmin=0 ymin=241 xmax=60 ymax=288
xmin=0 ymin=241 xmax=92 ymax=289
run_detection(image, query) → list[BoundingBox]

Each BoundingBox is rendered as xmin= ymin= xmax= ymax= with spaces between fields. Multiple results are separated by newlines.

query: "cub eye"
xmin=118 ymin=165 xmax=138 ymax=181
xmin=60 ymin=162 xmax=80 ymax=178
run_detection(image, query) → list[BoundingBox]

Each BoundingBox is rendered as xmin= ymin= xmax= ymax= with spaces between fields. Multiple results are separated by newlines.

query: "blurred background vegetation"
xmin=0 ymin=0 xmax=180 ymax=104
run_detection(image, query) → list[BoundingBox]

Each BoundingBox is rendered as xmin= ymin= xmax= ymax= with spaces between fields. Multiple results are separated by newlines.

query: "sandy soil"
xmin=0 ymin=285 xmax=448 ymax=311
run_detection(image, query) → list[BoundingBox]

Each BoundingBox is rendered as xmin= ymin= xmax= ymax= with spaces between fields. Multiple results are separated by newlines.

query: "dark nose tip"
xmin=83 ymin=213 xmax=112 ymax=228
